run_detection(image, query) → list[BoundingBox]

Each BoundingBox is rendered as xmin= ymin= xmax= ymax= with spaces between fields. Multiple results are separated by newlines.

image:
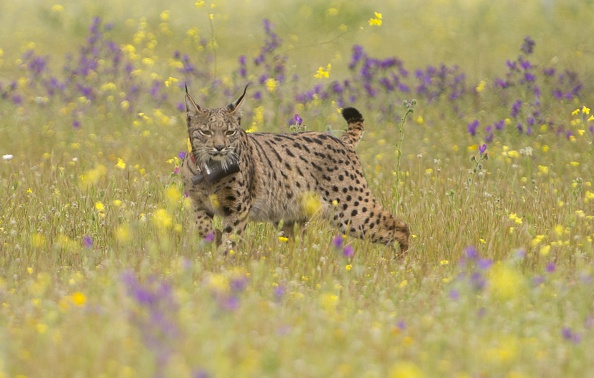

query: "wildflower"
xmin=467 ymin=120 xmax=479 ymax=136
xmin=509 ymin=213 xmax=522 ymax=224
xmin=278 ymin=236 xmax=289 ymax=243
xmin=488 ymin=264 xmax=524 ymax=301
xmin=302 ymin=192 xmax=321 ymax=217
xmin=203 ymin=232 xmax=215 ymax=243
xmin=2 ymin=154 xmax=13 ymax=160
xmin=95 ymin=201 xmax=105 ymax=212
xmin=562 ymin=327 xmax=581 ymax=344
xmin=343 ymin=244 xmax=354 ymax=257
xmin=479 ymin=144 xmax=487 ymax=156
xmin=71 ymin=292 xmax=86 ymax=306
xmin=30 ymin=233 xmax=46 ymax=248
xmin=320 ymin=293 xmax=339 ymax=312
xmin=389 ymin=361 xmax=424 ymax=378
xmin=314 ymin=64 xmax=332 ymax=79
xmin=115 ymin=158 xmax=126 ymax=170
xmin=465 ymin=246 xmax=478 ymax=260
xmin=368 ymin=12 xmax=382 ymax=27
xmin=546 ymin=262 xmax=556 ymax=273
xmin=540 ymin=245 xmax=551 ymax=256
xmin=115 ymin=224 xmax=132 ymax=243
xmin=520 ymin=36 xmax=535 ymax=55
xmin=265 ymin=77 xmax=278 ymax=92
xmin=153 ymin=209 xmax=173 ymax=230
xmin=165 ymin=185 xmax=182 ymax=206
xmin=332 ymin=235 xmax=343 ymax=249
xmin=345 ymin=264 xmax=352 ymax=271
xmin=83 ymin=236 xmax=93 ymax=248
xmin=294 ymin=114 xmax=303 ymax=126
xmin=476 ymin=80 xmax=487 ymax=93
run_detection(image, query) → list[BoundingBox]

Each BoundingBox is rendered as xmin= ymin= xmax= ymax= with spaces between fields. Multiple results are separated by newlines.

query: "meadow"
xmin=1 ymin=0 xmax=594 ymax=377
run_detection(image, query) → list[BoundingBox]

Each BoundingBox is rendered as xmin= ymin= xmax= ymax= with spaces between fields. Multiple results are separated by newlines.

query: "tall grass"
xmin=1 ymin=0 xmax=594 ymax=377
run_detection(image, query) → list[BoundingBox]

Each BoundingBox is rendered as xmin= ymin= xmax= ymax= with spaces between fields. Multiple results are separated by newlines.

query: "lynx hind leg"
xmin=332 ymin=202 xmax=410 ymax=254
xmin=277 ymin=220 xmax=307 ymax=239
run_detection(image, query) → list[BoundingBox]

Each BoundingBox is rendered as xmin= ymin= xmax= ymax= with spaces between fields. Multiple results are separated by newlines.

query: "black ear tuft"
xmin=227 ymin=84 xmax=249 ymax=113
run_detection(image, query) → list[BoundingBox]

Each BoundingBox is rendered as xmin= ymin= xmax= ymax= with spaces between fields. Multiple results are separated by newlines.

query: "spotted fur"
xmin=180 ymin=86 xmax=410 ymax=254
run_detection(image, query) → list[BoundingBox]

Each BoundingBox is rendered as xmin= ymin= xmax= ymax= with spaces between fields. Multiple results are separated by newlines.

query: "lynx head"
xmin=185 ymin=85 xmax=248 ymax=169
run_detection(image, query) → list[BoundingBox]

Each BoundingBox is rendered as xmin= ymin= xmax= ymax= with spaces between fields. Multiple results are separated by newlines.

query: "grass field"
xmin=1 ymin=0 xmax=594 ymax=377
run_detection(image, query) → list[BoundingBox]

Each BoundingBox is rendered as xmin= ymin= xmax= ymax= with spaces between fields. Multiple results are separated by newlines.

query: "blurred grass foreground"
xmin=1 ymin=0 xmax=594 ymax=377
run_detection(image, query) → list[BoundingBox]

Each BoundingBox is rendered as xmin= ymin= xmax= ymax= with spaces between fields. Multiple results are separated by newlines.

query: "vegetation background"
xmin=1 ymin=0 xmax=593 ymax=377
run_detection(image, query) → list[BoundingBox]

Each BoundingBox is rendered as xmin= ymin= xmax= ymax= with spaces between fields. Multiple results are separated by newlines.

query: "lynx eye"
xmin=225 ymin=129 xmax=237 ymax=137
xmin=198 ymin=129 xmax=213 ymax=137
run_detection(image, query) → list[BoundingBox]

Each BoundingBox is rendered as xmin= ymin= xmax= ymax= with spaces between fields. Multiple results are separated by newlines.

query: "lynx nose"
xmin=214 ymin=144 xmax=225 ymax=152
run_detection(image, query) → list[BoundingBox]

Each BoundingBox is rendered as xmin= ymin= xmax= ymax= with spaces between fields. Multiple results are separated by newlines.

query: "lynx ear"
xmin=227 ymin=84 xmax=249 ymax=114
xmin=185 ymin=85 xmax=202 ymax=120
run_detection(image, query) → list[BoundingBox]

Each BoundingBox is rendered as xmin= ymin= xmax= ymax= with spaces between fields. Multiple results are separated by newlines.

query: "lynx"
xmin=180 ymin=86 xmax=410 ymax=254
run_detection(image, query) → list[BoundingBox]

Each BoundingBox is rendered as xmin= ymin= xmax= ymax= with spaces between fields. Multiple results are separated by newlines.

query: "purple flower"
xmin=562 ymin=327 xmax=581 ymax=344
xmin=449 ymin=289 xmax=460 ymax=301
xmin=294 ymin=114 xmax=303 ymax=126
xmin=511 ymin=100 xmax=522 ymax=118
xmin=465 ymin=246 xmax=478 ymax=260
xmin=478 ymin=144 xmax=487 ymax=155
xmin=520 ymin=36 xmax=535 ymax=55
xmin=396 ymin=320 xmax=407 ymax=330
xmin=273 ymin=285 xmax=286 ymax=301
xmin=467 ymin=120 xmax=479 ymax=136
xmin=343 ymin=245 xmax=354 ymax=258
xmin=83 ymin=236 xmax=93 ymax=248
xmin=546 ymin=261 xmax=556 ymax=273
xmin=203 ymin=232 xmax=215 ymax=243
xmin=178 ymin=151 xmax=186 ymax=160
xmin=332 ymin=235 xmax=343 ymax=249
xmin=477 ymin=258 xmax=493 ymax=270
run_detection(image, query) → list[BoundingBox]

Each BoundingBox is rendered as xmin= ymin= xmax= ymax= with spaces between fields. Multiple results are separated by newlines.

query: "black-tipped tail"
xmin=340 ymin=107 xmax=365 ymax=147
xmin=342 ymin=107 xmax=364 ymax=123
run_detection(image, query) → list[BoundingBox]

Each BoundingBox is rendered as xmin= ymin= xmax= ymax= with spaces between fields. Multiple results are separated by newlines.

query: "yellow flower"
xmin=476 ymin=80 xmax=486 ymax=93
xmin=95 ymin=201 xmax=105 ymax=212
xmin=345 ymin=264 xmax=352 ymax=271
xmin=153 ymin=209 xmax=173 ymax=229
xmin=537 ymin=165 xmax=549 ymax=175
xmin=51 ymin=4 xmax=64 ymax=12
xmin=30 ymin=233 xmax=46 ymax=248
xmin=540 ymin=245 xmax=551 ymax=256
xmin=509 ymin=212 xmax=522 ymax=225
xmin=320 ymin=293 xmax=339 ymax=312
xmin=368 ymin=12 xmax=383 ymax=26
xmin=314 ymin=63 xmax=332 ymax=79
xmin=165 ymin=185 xmax=182 ymax=206
xmin=265 ymin=78 xmax=278 ymax=92
xmin=389 ymin=361 xmax=424 ymax=378
xmin=195 ymin=1 xmax=204 ymax=7
xmin=302 ymin=192 xmax=322 ymax=217
xmin=115 ymin=158 xmax=126 ymax=170
xmin=115 ymin=224 xmax=131 ymax=243
xmin=582 ymin=106 xmax=590 ymax=115
xmin=488 ymin=264 xmax=524 ymax=301
xmin=71 ymin=292 xmax=86 ymax=306
xmin=278 ymin=236 xmax=289 ymax=243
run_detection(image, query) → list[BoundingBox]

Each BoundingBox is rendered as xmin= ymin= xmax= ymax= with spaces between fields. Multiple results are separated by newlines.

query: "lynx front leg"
xmin=194 ymin=207 xmax=221 ymax=245
xmin=220 ymin=207 xmax=251 ymax=253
